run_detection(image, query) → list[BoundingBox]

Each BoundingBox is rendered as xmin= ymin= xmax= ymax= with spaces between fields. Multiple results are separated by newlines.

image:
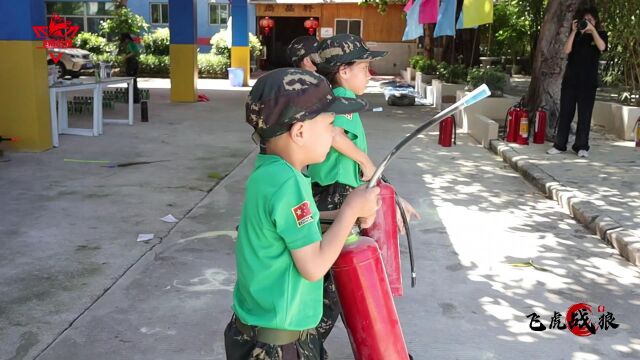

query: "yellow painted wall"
xmin=170 ymin=44 xmax=198 ymax=102
xmin=0 ymin=41 xmax=52 ymax=151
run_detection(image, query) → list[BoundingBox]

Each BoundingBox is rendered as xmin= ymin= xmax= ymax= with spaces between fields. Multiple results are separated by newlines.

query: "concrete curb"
xmin=490 ymin=140 xmax=640 ymax=267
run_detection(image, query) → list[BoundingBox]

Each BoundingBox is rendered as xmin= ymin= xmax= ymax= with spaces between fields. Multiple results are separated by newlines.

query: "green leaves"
xmin=209 ymin=29 xmax=263 ymax=61
xmin=142 ymin=27 xmax=170 ymax=56
xmin=467 ymin=67 xmax=508 ymax=94
xmin=409 ymin=55 xmax=439 ymax=75
xmin=99 ymin=7 xmax=149 ymax=40
xmin=436 ymin=62 xmax=468 ymax=84
xmin=600 ymin=0 xmax=640 ymax=95
xmin=73 ymin=32 xmax=114 ymax=55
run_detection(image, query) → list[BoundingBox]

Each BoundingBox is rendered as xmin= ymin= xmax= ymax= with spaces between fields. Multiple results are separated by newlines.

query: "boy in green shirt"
xmin=308 ymin=34 xmax=420 ymax=346
xmin=224 ymin=68 xmax=380 ymax=360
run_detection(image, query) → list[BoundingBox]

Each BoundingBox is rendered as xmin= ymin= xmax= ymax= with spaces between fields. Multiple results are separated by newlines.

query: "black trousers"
xmin=553 ymin=81 xmax=597 ymax=152
xmin=125 ymin=57 xmax=140 ymax=103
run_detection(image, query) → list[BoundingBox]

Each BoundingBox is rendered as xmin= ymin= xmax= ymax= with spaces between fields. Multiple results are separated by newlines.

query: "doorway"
xmin=259 ymin=17 xmax=316 ymax=70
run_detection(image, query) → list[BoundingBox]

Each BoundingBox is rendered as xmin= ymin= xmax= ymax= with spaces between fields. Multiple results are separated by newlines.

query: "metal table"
xmin=49 ymin=77 xmax=135 ymax=147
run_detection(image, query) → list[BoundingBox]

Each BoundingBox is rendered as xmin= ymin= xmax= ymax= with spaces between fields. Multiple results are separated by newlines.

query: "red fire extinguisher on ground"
xmin=533 ymin=107 xmax=547 ymax=144
xmin=505 ymin=104 xmax=520 ymax=143
xmin=438 ymin=115 xmax=456 ymax=147
xmin=517 ymin=107 xmax=530 ymax=145
xmin=332 ymin=234 xmax=410 ymax=360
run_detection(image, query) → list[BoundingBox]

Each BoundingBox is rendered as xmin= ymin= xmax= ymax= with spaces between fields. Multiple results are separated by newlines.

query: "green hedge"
xmin=139 ymin=54 xmax=170 ymax=75
xmin=467 ymin=67 xmax=507 ymax=95
xmin=142 ymin=28 xmax=170 ymax=56
xmin=198 ymin=54 xmax=230 ymax=78
xmin=436 ymin=63 xmax=468 ymax=84
xmin=408 ymin=55 xmax=439 ymax=75
xmin=73 ymin=32 xmax=114 ymax=55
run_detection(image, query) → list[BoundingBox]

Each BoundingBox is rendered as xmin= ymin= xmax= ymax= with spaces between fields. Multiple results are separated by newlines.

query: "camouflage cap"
xmin=318 ymin=34 xmax=388 ymax=68
xmin=287 ymin=36 xmax=321 ymax=66
xmin=246 ymin=68 xmax=368 ymax=139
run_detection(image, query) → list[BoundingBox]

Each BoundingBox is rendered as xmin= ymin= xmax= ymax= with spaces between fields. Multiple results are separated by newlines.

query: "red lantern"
xmin=304 ymin=17 xmax=319 ymax=35
xmin=259 ymin=17 xmax=274 ymax=36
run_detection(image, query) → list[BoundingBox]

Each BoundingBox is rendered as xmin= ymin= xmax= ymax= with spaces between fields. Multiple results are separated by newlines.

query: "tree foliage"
xmin=600 ymin=0 xmax=640 ymax=99
xmin=358 ymin=0 xmax=406 ymax=14
xmin=99 ymin=7 xmax=149 ymax=40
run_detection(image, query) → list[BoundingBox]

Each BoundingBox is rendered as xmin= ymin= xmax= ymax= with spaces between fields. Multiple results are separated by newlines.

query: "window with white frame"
xmin=45 ymin=1 xmax=115 ymax=33
xmin=335 ymin=19 xmax=362 ymax=37
xmin=150 ymin=3 xmax=169 ymax=25
xmin=209 ymin=3 xmax=229 ymax=25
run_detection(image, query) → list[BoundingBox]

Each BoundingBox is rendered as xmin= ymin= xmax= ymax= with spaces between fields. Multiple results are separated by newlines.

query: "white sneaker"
xmin=546 ymin=147 xmax=564 ymax=155
xmin=577 ymin=150 xmax=589 ymax=158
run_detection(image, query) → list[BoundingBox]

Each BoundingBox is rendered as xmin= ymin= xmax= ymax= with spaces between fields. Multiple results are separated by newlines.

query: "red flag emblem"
xmin=292 ymin=201 xmax=313 ymax=227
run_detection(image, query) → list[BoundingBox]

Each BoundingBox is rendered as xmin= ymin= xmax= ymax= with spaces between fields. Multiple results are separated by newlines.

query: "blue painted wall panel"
xmin=169 ymin=0 xmax=197 ymax=44
xmin=0 ymin=0 xmax=46 ymax=41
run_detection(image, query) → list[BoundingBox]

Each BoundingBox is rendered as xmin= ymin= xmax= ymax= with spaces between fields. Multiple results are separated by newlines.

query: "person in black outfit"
xmin=547 ymin=7 xmax=608 ymax=158
xmin=120 ymin=33 xmax=141 ymax=104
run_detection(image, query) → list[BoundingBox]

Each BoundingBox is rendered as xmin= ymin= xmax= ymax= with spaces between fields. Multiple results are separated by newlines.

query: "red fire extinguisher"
xmin=505 ymin=104 xmax=520 ymax=143
xmin=332 ymin=234 xmax=410 ymax=360
xmin=360 ymin=182 xmax=402 ymax=296
xmin=516 ymin=107 xmax=530 ymax=145
xmin=437 ymin=115 xmax=456 ymax=147
xmin=533 ymin=107 xmax=547 ymax=144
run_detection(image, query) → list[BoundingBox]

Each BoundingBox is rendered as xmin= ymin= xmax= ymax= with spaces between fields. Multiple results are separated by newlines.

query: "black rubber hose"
xmin=394 ymin=194 xmax=416 ymax=288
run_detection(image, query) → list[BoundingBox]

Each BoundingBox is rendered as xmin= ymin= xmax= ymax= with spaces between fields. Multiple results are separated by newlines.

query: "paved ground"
xmin=493 ymin=128 xmax=639 ymax=236
xmin=1 ymin=78 xmax=639 ymax=360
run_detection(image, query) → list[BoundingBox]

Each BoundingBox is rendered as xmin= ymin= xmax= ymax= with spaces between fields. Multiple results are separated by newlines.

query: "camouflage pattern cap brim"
xmin=318 ymin=33 xmax=388 ymax=68
xmin=246 ymin=68 xmax=368 ymax=139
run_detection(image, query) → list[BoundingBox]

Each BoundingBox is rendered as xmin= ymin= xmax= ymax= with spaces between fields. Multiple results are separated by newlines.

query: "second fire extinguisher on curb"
xmin=505 ymin=98 xmax=529 ymax=145
xmin=505 ymin=99 xmax=548 ymax=145
xmin=533 ymin=107 xmax=548 ymax=144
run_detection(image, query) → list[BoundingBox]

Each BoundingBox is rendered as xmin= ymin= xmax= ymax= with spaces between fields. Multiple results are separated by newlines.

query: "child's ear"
xmin=289 ymin=122 xmax=305 ymax=145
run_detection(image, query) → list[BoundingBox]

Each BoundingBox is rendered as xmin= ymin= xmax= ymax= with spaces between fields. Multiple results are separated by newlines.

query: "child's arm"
xmin=291 ymin=186 xmax=379 ymax=282
xmin=332 ymin=129 xmax=376 ymax=181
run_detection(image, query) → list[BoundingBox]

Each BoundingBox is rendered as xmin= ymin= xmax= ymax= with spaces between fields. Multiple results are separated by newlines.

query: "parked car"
xmin=47 ymin=48 xmax=94 ymax=78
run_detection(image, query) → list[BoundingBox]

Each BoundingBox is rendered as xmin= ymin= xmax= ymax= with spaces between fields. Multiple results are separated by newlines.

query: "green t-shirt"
xmin=127 ymin=42 xmax=140 ymax=57
xmin=307 ymin=87 xmax=368 ymax=188
xmin=233 ymin=154 xmax=323 ymax=330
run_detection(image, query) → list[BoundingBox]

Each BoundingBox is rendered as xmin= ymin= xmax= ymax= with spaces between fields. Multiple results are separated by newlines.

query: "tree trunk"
xmin=423 ymin=24 xmax=435 ymax=60
xmin=526 ymin=0 xmax=589 ymax=140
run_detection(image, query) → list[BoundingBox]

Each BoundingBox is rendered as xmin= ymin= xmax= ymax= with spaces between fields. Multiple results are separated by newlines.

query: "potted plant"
xmin=406 ymin=55 xmax=425 ymax=83
xmin=416 ymin=58 xmax=439 ymax=83
xmin=467 ymin=66 xmax=508 ymax=97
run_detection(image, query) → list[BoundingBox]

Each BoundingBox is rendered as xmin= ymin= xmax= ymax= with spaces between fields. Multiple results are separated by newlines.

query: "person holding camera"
xmin=547 ymin=7 xmax=608 ymax=158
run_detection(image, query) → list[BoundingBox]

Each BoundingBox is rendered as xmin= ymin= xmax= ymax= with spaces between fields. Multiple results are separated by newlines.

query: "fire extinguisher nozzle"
xmin=411 ymin=273 xmax=416 ymax=288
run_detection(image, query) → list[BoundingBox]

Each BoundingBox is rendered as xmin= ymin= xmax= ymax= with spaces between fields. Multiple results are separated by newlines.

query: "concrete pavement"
xmin=1 ymin=79 xmax=640 ymax=360
xmin=491 ymin=127 xmax=640 ymax=267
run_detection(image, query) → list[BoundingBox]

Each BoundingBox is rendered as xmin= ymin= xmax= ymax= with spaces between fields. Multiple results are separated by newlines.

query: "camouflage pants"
xmin=311 ymin=183 xmax=353 ymax=345
xmin=312 ymin=183 xmax=354 ymax=212
xmin=224 ymin=315 xmax=327 ymax=360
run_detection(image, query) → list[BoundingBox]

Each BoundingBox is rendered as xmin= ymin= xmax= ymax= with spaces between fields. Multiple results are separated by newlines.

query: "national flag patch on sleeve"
xmin=292 ymin=201 xmax=313 ymax=227
xmin=344 ymin=113 xmax=353 ymax=120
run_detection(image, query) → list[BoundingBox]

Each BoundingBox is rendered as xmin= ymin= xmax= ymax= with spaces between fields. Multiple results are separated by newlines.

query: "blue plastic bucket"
xmin=228 ymin=68 xmax=244 ymax=87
